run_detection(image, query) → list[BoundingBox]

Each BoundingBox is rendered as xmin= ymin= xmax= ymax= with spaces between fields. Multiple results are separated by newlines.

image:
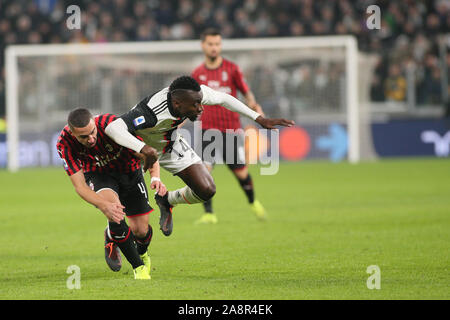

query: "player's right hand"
xmin=140 ymin=145 xmax=159 ymax=172
xmin=255 ymin=116 xmax=295 ymax=130
xmin=100 ymin=202 xmax=126 ymax=224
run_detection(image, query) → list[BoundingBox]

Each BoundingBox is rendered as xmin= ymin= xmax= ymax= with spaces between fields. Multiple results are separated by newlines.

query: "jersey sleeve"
xmin=200 ymin=85 xmax=260 ymax=120
xmin=56 ymin=138 xmax=82 ymax=176
xmin=120 ymin=96 xmax=158 ymax=134
xmin=96 ymin=114 xmax=118 ymax=131
xmin=232 ymin=64 xmax=250 ymax=95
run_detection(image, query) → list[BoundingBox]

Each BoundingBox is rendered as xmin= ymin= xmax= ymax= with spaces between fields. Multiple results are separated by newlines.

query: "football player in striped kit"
xmin=57 ymin=109 xmax=166 ymax=279
xmin=105 ymin=76 xmax=294 ymax=236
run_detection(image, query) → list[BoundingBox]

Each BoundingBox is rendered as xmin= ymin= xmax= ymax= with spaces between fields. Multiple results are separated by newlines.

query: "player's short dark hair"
xmin=200 ymin=28 xmax=221 ymax=41
xmin=169 ymin=76 xmax=201 ymax=93
xmin=68 ymin=108 xmax=93 ymax=129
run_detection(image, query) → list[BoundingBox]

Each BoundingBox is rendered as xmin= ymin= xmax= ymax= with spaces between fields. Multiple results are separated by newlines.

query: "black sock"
xmin=134 ymin=224 xmax=153 ymax=255
xmin=203 ymin=199 xmax=213 ymax=213
xmin=238 ymin=174 xmax=255 ymax=204
xmin=108 ymin=220 xmax=143 ymax=269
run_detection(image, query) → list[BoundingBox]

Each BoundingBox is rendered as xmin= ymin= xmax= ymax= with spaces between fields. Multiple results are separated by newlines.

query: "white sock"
xmin=167 ymin=186 xmax=204 ymax=206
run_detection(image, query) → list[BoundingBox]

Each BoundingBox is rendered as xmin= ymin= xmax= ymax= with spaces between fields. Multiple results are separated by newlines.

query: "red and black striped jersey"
xmin=191 ymin=58 xmax=250 ymax=132
xmin=56 ymin=113 xmax=141 ymax=176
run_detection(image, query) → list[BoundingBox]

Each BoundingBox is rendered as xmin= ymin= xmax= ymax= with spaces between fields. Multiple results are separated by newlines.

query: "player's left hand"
xmin=255 ymin=116 xmax=295 ymax=130
xmin=150 ymin=177 xmax=167 ymax=196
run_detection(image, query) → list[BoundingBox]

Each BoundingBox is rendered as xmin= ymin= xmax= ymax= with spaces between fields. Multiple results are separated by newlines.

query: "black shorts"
xmin=84 ymin=169 xmax=153 ymax=217
xmin=201 ymin=129 xmax=246 ymax=171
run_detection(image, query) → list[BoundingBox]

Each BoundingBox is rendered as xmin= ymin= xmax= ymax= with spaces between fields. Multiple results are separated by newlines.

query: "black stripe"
xmin=97 ymin=114 xmax=106 ymax=127
xmin=104 ymin=114 xmax=114 ymax=127
xmin=154 ymin=105 xmax=168 ymax=115
xmin=59 ymin=133 xmax=77 ymax=152
xmin=63 ymin=146 xmax=78 ymax=173
xmin=153 ymin=101 xmax=168 ymax=114
xmin=152 ymin=99 xmax=167 ymax=111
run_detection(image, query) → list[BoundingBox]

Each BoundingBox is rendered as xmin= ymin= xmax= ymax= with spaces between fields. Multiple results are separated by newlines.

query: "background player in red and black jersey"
xmin=56 ymin=108 xmax=166 ymax=279
xmin=191 ymin=28 xmax=267 ymax=224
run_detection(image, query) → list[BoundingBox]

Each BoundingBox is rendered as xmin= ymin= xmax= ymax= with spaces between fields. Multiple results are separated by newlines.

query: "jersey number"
xmin=137 ymin=182 xmax=147 ymax=199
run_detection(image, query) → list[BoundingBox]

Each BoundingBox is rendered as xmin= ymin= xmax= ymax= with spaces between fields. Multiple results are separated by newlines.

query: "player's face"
xmin=175 ymin=91 xmax=204 ymax=121
xmin=70 ymin=119 xmax=98 ymax=148
xmin=201 ymin=35 xmax=222 ymax=60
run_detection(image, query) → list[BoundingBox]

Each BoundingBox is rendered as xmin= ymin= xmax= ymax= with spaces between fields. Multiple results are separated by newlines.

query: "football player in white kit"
xmin=105 ymin=76 xmax=294 ymax=236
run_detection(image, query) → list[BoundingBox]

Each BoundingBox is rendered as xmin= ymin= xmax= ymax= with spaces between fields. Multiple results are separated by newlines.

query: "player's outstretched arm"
xmin=255 ymin=116 xmax=295 ymax=130
xmin=201 ymin=85 xmax=260 ymax=120
xmin=244 ymin=91 xmax=265 ymax=117
xmin=69 ymin=171 xmax=125 ymax=223
xmin=201 ymin=85 xmax=294 ymax=129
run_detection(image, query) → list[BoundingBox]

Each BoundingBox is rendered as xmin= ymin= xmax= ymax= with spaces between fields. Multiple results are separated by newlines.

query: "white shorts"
xmin=158 ymin=135 xmax=202 ymax=175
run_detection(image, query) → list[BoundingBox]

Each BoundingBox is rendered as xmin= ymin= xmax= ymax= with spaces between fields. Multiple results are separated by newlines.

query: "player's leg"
xmin=99 ymin=188 xmax=146 ymax=274
xmin=227 ymin=131 xmax=266 ymax=220
xmin=202 ymin=163 xmax=214 ymax=211
xmin=195 ymin=162 xmax=218 ymax=224
xmin=172 ymin=162 xmax=216 ymax=203
xmin=199 ymin=129 xmax=216 ymax=219
xmin=86 ymin=171 xmax=149 ymax=279
xmin=231 ymin=165 xmax=254 ymax=204
xmin=127 ymin=214 xmax=153 ymax=277
xmin=119 ymin=170 xmax=154 ymax=278
xmin=84 ymin=173 xmax=123 ymax=272
xmin=156 ymin=163 xmax=216 ymax=235
xmin=156 ymin=135 xmax=216 ymax=235
xmin=230 ymin=165 xmax=265 ymax=220
xmin=128 ymin=214 xmax=153 ymax=254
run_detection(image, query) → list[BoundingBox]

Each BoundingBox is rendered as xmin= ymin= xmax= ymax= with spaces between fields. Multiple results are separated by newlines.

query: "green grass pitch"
xmin=0 ymin=158 xmax=449 ymax=300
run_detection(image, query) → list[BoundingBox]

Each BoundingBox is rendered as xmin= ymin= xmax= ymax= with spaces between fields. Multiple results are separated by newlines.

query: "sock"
xmin=134 ymin=224 xmax=153 ymax=255
xmin=108 ymin=220 xmax=143 ymax=269
xmin=238 ymin=174 xmax=255 ymax=204
xmin=167 ymin=186 xmax=204 ymax=206
xmin=203 ymin=199 xmax=213 ymax=213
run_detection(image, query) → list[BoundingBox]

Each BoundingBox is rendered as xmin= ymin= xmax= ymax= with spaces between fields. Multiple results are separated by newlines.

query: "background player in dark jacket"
xmin=56 ymin=108 xmax=166 ymax=279
xmin=191 ymin=28 xmax=267 ymax=224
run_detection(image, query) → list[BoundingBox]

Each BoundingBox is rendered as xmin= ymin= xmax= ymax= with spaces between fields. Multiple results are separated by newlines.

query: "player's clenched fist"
xmin=140 ymin=145 xmax=159 ymax=172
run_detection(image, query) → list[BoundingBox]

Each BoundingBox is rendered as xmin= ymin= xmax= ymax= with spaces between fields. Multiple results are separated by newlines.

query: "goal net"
xmin=5 ymin=36 xmax=367 ymax=171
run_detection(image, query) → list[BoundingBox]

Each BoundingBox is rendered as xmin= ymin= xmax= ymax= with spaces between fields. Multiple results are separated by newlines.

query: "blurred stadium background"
xmin=0 ymin=0 xmax=449 ymax=167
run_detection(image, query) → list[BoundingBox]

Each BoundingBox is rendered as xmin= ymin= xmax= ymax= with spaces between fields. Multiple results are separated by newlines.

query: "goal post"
xmin=5 ymin=36 xmax=361 ymax=172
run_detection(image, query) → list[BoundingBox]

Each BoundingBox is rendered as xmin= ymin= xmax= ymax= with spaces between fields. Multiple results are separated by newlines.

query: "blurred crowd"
xmin=0 ymin=0 xmax=449 ymax=118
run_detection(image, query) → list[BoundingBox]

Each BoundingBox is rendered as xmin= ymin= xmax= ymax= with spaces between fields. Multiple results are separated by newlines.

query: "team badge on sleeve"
xmin=133 ymin=116 xmax=146 ymax=127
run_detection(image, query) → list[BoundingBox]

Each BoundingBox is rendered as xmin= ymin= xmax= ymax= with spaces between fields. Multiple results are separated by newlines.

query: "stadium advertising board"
xmin=1 ymin=118 xmax=449 ymax=169
xmin=371 ymin=119 xmax=450 ymax=158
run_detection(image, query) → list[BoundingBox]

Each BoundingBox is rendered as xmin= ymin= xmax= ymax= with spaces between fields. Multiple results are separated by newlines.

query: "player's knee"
xmin=201 ymin=181 xmax=216 ymax=201
xmin=130 ymin=224 xmax=148 ymax=239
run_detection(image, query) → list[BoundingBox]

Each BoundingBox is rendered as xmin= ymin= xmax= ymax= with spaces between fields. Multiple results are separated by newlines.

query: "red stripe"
xmin=181 ymin=192 xmax=191 ymax=204
xmin=99 ymin=114 xmax=107 ymax=129
xmin=111 ymin=227 xmax=131 ymax=243
xmin=127 ymin=208 xmax=154 ymax=218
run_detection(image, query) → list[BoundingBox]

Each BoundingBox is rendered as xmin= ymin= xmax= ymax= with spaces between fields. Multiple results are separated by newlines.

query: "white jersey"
xmin=106 ymin=85 xmax=260 ymax=155
xmin=120 ymin=87 xmax=185 ymax=155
